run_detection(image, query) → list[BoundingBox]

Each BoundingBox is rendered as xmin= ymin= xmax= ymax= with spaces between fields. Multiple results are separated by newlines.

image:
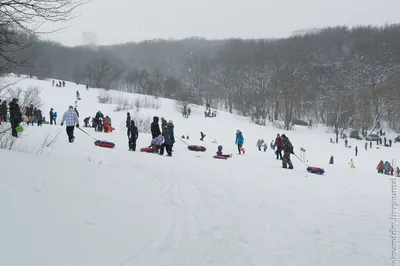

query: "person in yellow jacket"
xmin=349 ymin=159 xmax=355 ymax=169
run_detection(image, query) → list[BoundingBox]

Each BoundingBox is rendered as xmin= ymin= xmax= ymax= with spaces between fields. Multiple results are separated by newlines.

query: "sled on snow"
xmin=188 ymin=145 xmax=206 ymax=152
xmin=140 ymin=147 xmax=156 ymax=153
xmin=213 ymin=154 xmax=232 ymax=159
xmin=94 ymin=140 xmax=115 ymax=148
xmin=307 ymin=166 xmax=325 ymax=175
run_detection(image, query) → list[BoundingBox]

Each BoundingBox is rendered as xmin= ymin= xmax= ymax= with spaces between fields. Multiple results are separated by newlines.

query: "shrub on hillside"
xmin=129 ymin=113 xmax=152 ymax=134
xmin=97 ymin=91 xmax=112 ymax=104
xmin=134 ymin=96 xmax=160 ymax=110
xmin=113 ymin=96 xmax=134 ymax=112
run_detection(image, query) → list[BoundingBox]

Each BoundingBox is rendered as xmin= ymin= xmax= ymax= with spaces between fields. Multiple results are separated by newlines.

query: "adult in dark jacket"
xmin=275 ymin=134 xmax=283 ymax=160
xmin=167 ymin=120 xmax=175 ymax=148
xmin=9 ymin=98 xmax=22 ymax=137
xmin=151 ymin=116 xmax=161 ymax=139
xmin=49 ymin=108 xmax=54 ymax=125
xmin=127 ymin=120 xmax=139 ymax=151
xmin=35 ymin=109 xmax=43 ymax=126
xmin=126 ymin=112 xmax=131 ymax=128
xmin=0 ymin=100 xmax=7 ymax=121
xmin=160 ymin=125 xmax=172 ymax=156
xmin=281 ymin=134 xmax=294 ymax=169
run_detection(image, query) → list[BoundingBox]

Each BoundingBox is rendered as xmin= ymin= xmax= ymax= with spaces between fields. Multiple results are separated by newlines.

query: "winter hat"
xmin=168 ymin=120 xmax=173 ymax=124
xmin=69 ymin=105 xmax=73 ymax=109
xmin=237 ymin=129 xmax=240 ymax=133
xmin=281 ymin=134 xmax=286 ymax=138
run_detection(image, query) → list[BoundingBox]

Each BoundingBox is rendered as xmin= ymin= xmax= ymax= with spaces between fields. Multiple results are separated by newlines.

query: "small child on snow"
xmin=263 ymin=143 xmax=268 ymax=152
xmin=216 ymin=145 xmax=231 ymax=158
xmin=150 ymin=135 xmax=164 ymax=153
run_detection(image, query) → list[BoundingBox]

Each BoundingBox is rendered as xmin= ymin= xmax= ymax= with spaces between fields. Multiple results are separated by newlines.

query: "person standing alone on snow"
xmin=61 ymin=105 xmax=79 ymax=143
xmin=127 ymin=120 xmax=138 ymax=151
xmin=281 ymin=134 xmax=294 ymax=169
xmin=235 ymin=130 xmax=244 ymax=154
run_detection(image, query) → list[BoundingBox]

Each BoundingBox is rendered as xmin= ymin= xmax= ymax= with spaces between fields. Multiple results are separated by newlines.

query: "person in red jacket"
xmin=275 ymin=134 xmax=283 ymax=160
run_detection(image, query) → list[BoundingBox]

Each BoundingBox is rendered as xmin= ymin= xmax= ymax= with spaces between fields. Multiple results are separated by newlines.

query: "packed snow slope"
xmin=0 ymin=76 xmax=399 ymax=266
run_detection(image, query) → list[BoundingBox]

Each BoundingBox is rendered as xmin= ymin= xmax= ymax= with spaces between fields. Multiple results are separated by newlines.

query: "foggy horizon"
xmin=38 ymin=0 xmax=400 ymax=47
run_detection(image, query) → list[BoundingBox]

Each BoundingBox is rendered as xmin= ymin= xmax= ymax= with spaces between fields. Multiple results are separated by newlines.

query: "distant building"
xmin=82 ymin=32 xmax=97 ymax=47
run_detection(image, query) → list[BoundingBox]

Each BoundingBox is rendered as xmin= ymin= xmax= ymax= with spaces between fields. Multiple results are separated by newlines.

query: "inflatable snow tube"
xmin=94 ymin=140 xmax=115 ymax=148
xmin=213 ymin=155 xmax=228 ymax=159
xmin=16 ymin=125 xmax=24 ymax=133
xmin=140 ymin=147 xmax=156 ymax=153
xmin=307 ymin=167 xmax=325 ymax=175
xmin=188 ymin=145 xmax=206 ymax=152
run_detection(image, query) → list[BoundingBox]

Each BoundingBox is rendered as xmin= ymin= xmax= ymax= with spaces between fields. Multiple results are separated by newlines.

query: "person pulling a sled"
xmin=61 ymin=105 xmax=79 ymax=143
xmin=281 ymin=134 xmax=294 ymax=169
xmin=127 ymin=120 xmax=139 ymax=151
xmin=235 ymin=130 xmax=245 ymax=154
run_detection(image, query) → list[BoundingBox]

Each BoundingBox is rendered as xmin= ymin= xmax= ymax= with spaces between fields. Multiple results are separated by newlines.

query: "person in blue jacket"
xmin=167 ymin=120 xmax=175 ymax=148
xmin=235 ymin=130 xmax=244 ymax=154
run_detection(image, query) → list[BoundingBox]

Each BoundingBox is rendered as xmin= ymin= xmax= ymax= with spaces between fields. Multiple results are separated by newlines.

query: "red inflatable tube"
xmin=140 ymin=148 xmax=156 ymax=153
xmin=94 ymin=140 xmax=115 ymax=148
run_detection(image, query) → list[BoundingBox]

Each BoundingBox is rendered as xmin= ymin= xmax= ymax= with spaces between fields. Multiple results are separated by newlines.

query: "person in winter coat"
xmin=160 ymin=125 xmax=172 ymax=156
xmin=49 ymin=108 xmax=54 ymax=125
xmin=150 ymin=135 xmax=164 ymax=153
xmin=161 ymin=117 xmax=167 ymax=129
xmin=256 ymin=139 xmax=264 ymax=151
xmin=263 ymin=142 xmax=268 ymax=152
xmin=151 ymin=116 xmax=161 ymax=138
xmin=329 ymin=156 xmax=334 ymax=164
xmin=35 ymin=109 xmax=42 ymax=126
xmin=365 ymin=142 xmax=368 ymax=151
xmin=200 ymin=132 xmax=206 ymax=141
xmin=216 ymin=145 xmax=231 ymax=158
xmin=167 ymin=120 xmax=175 ymax=148
xmin=376 ymin=160 xmax=384 ymax=174
xmin=235 ymin=130 xmax=244 ymax=154
xmin=0 ymin=100 xmax=7 ymax=122
xmin=281 ymin=134 xmax=294 ymax=169
xmin=53 ymin=111 xmax=57 ymax=125
xmin=127 ymin=120 xmax=139 ymax=151
xmin=61 ymin=105 xmax=79 ymax=143
xmin=355 ymin=146 xmax=358 ymax=156
xmin=9 ymin=98 xmax=22 ymax=137
xmin=74 ymin=108 xmax=79 ymax=118
xmin=396 ymin=167 xmax=400 ymax=177
xmin=126 ymin=112 xmax=131 ymax=134
xmin=384 ymin=161 xmax=391 ymax=175
xmin=83 ymin=116 xmax=90 ymax=127
xmin=275 ymin=134 xmax=283 ymax=160
xmin=94 ymin=111 xmax=104 ymax=132
xmin=26 ymin=104 xmax=34 ymax=125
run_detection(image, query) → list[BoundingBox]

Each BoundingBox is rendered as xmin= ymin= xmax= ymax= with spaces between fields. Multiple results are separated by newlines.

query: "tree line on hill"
xmin=3 ymin=22 xmax=400 ymax=132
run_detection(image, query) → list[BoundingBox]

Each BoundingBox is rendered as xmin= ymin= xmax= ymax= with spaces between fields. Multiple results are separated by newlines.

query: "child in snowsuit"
xmin=263 ymin=143 xmax=268 ymax=152
xmin=384 ymin=161 xmax=391 ymax=175
xmin=349 ymin=159 xmax=355 ymax=169
xmin=150 ymin=135 xmax=164 ymax=153
xmin=235 ymin=130 xmax=244 ymax=154
xmin=216 ymin=145 xmax=231 ymax=158
xmin=127 ymin=120 xmax=138 ymax=151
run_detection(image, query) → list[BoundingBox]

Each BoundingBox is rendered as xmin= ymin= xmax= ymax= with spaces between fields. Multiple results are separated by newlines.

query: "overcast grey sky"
xmin=41 ymin=0 xmax=400 ymax=46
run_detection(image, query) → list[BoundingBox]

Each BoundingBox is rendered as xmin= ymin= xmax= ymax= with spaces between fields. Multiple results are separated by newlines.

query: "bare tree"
xmin=0 ymin=0 xmax=87 ymax=73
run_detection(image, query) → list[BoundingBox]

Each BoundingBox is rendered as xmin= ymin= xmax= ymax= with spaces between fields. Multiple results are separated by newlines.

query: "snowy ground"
xmin=0 ymin=76 xmax=399 ymax=266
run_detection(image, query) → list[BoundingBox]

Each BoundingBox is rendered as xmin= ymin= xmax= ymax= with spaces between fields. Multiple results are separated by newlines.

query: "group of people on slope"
xmin=89 ymin=111 xmax=113 ymax=133
xmin=274 ymin=133 xmax=294 ymax=169
xmin=376 ymin=160 xmax=399 ymax=176
xmin=149 ymin=116 xmax=175 ymax=156
xmin=24 ymin=104 xmax=43 ymax=126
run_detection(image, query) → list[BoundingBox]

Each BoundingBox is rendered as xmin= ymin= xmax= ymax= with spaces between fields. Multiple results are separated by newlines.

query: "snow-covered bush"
xmin=113 ymin=96 xmax=133 ymax=112
xmin=130 ymin=113 xmax=152 ymax=133
xmin=134 ymin=96 xmax=160 ymax=110
xmin=97 ymin=91 xmax=112 ymax=104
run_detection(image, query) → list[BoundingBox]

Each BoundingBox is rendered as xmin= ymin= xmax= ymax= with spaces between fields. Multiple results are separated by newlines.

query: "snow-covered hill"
xmin=0 ymin=75 xmax=398 ymax=266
